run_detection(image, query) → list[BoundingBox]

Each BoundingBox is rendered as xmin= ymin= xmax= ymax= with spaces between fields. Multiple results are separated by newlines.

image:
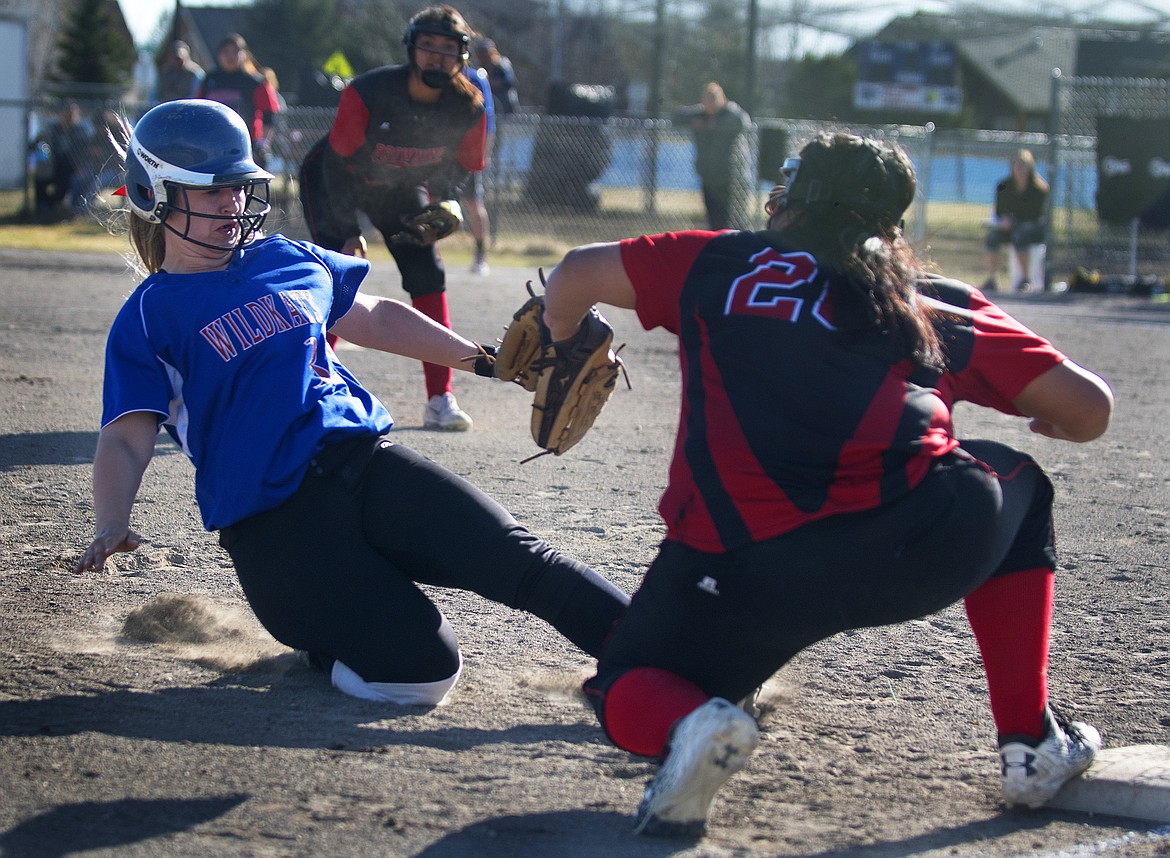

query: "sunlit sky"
xmin=117 ymin=0 xmax=1170 ymax=55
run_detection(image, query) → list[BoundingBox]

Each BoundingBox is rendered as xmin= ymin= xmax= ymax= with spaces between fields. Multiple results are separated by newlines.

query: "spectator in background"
xmin=463 ymin=63 xmax=494 ymax=275
xmin=674 ymin=82 xmax=753 ymax=230
xmin=31 ymin=99 xmax=93 ymax=221
xmin=983 ymin=149 xmax=1049 ymax=293
xmin=198 ymin=33 xmax=281 ymax=168
xmin=473 ymin=38 xmax=519 ymax=115
xmin=154 ymin=40 xmax=204 ymax=104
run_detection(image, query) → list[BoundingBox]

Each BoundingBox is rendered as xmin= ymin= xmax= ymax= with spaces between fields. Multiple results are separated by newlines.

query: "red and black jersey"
xmin=197 ymin=69 xmax=280 ymax=143
xmin=620 ymin=229 xmax=1066 ymax=553
xmin=326 ymin=64 xmax=485 ymax=201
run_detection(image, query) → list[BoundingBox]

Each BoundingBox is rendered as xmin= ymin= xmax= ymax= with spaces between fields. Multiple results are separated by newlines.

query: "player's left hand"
xmin=390 ymin=201 xmax=462 ymax=246
xmin=75 ymin=525 xmax=142 ymax=573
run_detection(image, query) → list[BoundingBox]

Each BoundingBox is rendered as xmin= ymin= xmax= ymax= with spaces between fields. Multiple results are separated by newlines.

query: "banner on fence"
xmin=1095 ymin=116 xmax=1170 ymax=224
xmin=852 ymin=41 xmax=962 ymax=115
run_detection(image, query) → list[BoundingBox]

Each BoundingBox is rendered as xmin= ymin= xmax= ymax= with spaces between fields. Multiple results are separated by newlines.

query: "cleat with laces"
xmin=999 ymin=705 xmax=1101 ymax=808
xmin=424 ymin=392 xmax=473 ymax=431
xmin=633 ymin=698 xmax=759 ymax=837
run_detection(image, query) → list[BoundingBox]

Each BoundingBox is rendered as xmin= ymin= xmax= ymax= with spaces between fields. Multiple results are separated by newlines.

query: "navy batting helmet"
xmin=124 ymin=99 xmax=272 ymax=248
xmin=404 ymin=5 xmax=472 ymax=63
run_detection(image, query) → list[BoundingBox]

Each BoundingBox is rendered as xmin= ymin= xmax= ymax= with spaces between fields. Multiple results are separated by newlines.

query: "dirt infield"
xmin=1 ymin=246 xmax=1168 ymax=857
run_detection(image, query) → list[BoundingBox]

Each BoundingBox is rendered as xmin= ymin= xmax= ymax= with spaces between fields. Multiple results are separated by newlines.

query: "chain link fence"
xmin=1047 ymin=74 xmax=1170 ymax=290
xmin=18 ymin=93 xmax=1142 ymax=290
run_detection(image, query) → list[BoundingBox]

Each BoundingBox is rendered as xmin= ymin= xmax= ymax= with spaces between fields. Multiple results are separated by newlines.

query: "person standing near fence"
xmin=462 ymin=62 xmax=494 ymax=276
xmin=473 ymin=38 xmax=519 ymax=115
xmin=983 ymin=149 xmax=1049 ymax=293
xmin=673 ymin=81 xmax=753 ymax=230
xmin=153 ymin=40 xmax=204 ymax=104
xmin=197 ymin=33 xmax=281 ymax=169
xmin=534 ymin=131 xmax=1113 ymax=836
xmin=31 ymin=99 xmax=93 ymax=221
xmin=299 ymin=4 xmax=486 ymax=431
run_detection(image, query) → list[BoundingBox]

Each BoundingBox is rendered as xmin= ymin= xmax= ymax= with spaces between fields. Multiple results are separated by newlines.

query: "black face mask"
xmin=420 ymin=67 xmax=453 ymax=89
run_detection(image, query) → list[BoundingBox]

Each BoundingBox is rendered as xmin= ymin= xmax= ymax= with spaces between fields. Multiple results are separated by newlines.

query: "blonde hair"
xmin=104 ymin=113 xmax=168 ymax=276
xmin=1013 ymin=148 xmax=1050 ymax=193
xmin=128 ymin=216 xmax=167 ymax=275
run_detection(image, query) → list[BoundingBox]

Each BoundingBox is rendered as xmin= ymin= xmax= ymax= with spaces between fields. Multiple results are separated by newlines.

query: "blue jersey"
xmin=620 ymin=229 xmax=1066 ymax=552
xmin=465 ymin=66 xmax=495 ymax=135
xmin=101 ymin=235 xmax=393 ymax=531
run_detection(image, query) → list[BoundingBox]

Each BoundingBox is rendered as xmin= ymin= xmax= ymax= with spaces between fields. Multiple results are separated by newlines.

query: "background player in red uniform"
xmin=300 ymin=5 xmax=486 ymax=431
xmin=75 ymin=98 xmax=628 ymax=709
xmin=536 ymin=132 xmax=1114 ymax=837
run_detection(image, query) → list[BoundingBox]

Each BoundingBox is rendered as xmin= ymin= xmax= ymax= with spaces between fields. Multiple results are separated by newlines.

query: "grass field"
xmin=0 ymin=186 xmax=1023 ymax=285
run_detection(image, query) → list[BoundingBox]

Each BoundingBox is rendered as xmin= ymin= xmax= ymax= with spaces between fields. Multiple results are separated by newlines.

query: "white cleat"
xmin=633 ymin=697 xmax=759 ymax=837
xmin=1000 ymin=706 xmax=1101 ymax=809
xmin=423 ymin=392 xmax=473 ymax=431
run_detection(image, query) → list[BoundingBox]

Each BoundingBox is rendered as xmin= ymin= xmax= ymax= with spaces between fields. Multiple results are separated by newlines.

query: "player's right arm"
xmin=541 ymin=242 xmax=636 ymax=341
xmin=1013 ymin=359 xmax=1114 ymax=443
xmin=76 ymin=411 xmax=159 ymax=573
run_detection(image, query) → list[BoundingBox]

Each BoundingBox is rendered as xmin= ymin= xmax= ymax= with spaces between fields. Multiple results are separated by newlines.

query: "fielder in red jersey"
xmin=537 ymin=131 xmax=1114 ymax=837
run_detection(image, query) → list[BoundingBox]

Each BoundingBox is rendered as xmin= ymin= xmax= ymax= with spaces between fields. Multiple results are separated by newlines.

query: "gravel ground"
xmin=1 ymin=247 xmax=1168 ymax=857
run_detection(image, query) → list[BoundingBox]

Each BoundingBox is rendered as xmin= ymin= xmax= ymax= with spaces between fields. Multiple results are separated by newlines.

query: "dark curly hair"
xmin=773 ymin=132 xmax=943 ymax=371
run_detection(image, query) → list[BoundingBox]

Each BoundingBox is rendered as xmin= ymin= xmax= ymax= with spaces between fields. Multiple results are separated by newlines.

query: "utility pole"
xmin=649 ymin=0 xmax=666 ymax=118
xmin=644 ymin=0 xmax=667 ymax=213
xmin=746 ymin=0 xmax=759 ymax=115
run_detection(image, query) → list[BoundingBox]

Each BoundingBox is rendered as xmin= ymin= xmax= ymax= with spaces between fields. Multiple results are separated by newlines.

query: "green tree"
xmin=779 ymin=53 xmax=857 ymax=121
xmin=246 ymin=0 xmax=341 ymax=92
xmin=336 ymin=2 xmax=409 ymax=76
xmin=665 ymin=0 xmax=750 ymax=110
xmin=54 ymin=0 xmax=137 ymax=86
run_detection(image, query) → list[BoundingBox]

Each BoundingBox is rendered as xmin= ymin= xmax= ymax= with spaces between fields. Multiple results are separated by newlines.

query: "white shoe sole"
xmin=424 ymin=415 xmax=473 ymax=431
xmin=633 ymin=698 xmax=759 ymax=837
xmin=1001 ymin=720 xmax=1101 ymax=808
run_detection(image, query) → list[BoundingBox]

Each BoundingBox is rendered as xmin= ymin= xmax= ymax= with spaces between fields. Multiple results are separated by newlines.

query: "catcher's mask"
xmin=123 ymin=99 xmax=272 ymax=251
xmin=404 ymin=4 xmax=471 ymax=89
xmin=772 ymin=133 xmax=915 ymax=229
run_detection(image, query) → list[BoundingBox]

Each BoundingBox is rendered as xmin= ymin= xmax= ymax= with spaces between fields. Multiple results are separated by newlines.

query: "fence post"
xmin=644 ymin=119 xmax=660 ymax=215
xmin=1046 ymin=67 xmax=1063 ymax=288
xmin=914 ymin=122 xmax=934 ymax=245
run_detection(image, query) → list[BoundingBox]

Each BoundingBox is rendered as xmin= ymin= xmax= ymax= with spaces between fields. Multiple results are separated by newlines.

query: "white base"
xmin=1047 ymin=744 xmax=1170 ymax=824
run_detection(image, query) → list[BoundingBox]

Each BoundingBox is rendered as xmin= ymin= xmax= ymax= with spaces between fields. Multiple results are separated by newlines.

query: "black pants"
xmin=220 ymin=437 xmax=629 ymax=683
xmin=298 ymin=139 xmax=446 ymax=297
xmin=587 ymin=440 xmax=1055 ymax=707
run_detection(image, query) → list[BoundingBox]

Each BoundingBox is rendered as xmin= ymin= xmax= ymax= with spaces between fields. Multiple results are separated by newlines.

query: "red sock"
xmin=411 ymin=293 xmax=452 ymax=399
xmin=964 ymin=567 xmax=1053 ymax=740
xmin=601 ymin=667 xmax=709 ymax=757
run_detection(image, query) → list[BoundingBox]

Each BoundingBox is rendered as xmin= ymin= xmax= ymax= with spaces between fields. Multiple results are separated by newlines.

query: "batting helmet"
xmin=404 ymin=5 xmax=472 ymax=86
xmin=779 ymin=133 xmax=916 ymax=228
xmin=404 ymin=5 xmax=472 ymax=56
xmin=124 ymin=99 xmax=272 ymax=247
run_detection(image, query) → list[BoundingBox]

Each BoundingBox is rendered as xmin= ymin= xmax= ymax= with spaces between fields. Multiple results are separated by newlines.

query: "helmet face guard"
xmin=124 ymin=99 xmax=273 ymax=250
xmin=158 ymin=177 xmax=271 ymax=252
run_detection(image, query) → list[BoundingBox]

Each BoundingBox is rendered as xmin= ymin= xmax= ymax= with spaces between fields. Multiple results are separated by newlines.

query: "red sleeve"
xmin=454 ymin=113 xmax=486 ymax=173
xmin=328 ymin=86 xmax=371 ymax=158
xmin=254 ymin=79 xmax=281 ymax=115
xmin=620 ymin=231 xmax=718 ymax=334
xmin=950 ymin=292 xmax=1067 ymax=414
